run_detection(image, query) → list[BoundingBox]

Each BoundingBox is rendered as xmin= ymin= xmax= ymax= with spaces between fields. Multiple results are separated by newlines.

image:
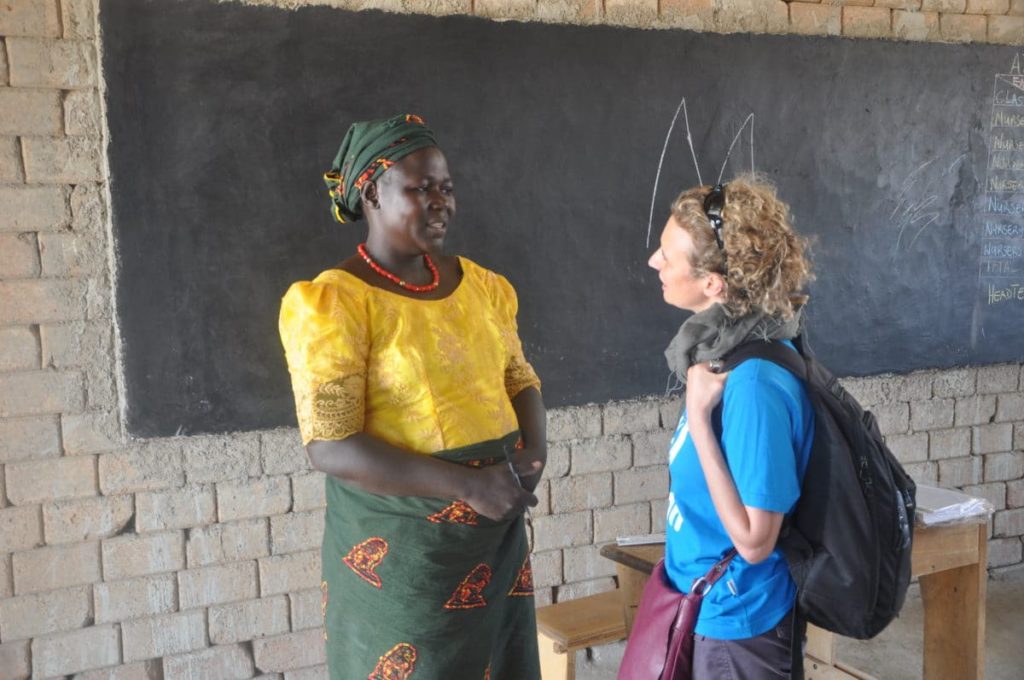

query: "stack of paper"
xmin=915 ymin=484 xmax=994 ymax=526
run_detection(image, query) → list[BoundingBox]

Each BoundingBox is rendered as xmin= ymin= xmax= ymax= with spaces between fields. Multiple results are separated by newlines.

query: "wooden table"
xmin=600 ymin=520 xmax=988 ymax=680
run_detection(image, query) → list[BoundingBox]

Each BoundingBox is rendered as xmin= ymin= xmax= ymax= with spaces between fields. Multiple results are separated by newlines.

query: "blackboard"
xmin=101 ymin=0 xmax=1024 ymax=438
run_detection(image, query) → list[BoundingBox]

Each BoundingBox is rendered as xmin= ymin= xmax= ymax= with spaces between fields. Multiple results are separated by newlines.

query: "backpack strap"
xmin=721 ymin=338 xmax=808 ymax=381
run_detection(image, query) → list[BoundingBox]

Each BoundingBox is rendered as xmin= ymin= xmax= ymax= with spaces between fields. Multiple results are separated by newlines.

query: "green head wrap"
xmin=323 ymin=114 xmax=438 ymax=224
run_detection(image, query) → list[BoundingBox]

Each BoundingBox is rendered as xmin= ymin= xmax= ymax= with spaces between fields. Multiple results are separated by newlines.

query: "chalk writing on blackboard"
xmin=981 ymin=54 xmax=1024 ymax=304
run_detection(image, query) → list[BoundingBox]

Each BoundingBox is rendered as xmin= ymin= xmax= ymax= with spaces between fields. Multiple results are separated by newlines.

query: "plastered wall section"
xmin=0 ymin=0 xmax=1023 ymax=678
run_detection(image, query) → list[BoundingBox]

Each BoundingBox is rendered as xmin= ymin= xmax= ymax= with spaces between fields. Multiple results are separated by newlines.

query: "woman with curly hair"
xmin=647 ymin=175 xmax=815 ymax=678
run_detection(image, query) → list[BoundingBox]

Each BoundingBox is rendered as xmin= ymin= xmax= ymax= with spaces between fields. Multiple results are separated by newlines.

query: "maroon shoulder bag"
xmin=617 ymin=551 xmax=736 ymax=680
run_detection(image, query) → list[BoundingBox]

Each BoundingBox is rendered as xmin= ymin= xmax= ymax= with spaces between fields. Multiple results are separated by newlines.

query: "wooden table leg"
xmin=919 ymin=522 xmax=987 ymax=680
xmin=613 ymin=563 xmax=649 ymax=637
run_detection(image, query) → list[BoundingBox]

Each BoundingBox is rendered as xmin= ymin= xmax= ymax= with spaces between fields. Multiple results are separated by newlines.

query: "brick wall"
xmin=0 ymin=0 xmax=1022 ymax=677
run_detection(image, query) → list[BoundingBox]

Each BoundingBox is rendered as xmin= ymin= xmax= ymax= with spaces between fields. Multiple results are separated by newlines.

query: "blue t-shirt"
xmin=664 ymin=346 xmax=814 ymax=640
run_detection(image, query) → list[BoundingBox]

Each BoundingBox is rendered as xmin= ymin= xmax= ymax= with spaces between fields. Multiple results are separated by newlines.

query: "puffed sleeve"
xmin=279 ymin=278 xmax=369 ymax=445
xmin=489 ymin=272 xmax=541 ymax=399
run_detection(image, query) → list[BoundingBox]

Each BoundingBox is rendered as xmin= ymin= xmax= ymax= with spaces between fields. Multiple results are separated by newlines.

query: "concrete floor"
xmin=575 ymin=569 xmax=1024 ymax=679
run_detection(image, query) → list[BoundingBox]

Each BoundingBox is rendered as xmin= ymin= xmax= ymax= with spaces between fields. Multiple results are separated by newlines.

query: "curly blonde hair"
xmin=669 ymin=174 xmax=813 ymax=319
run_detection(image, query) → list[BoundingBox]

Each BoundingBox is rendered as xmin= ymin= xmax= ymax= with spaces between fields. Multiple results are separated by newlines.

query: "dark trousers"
xmin=690 ymin=609 xmax=805 ymax=680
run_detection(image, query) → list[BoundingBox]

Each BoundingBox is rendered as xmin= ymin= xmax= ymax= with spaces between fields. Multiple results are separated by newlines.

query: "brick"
xmin=530 ymin=549 xmax=563 ymax=588
xmin=0 ymin=233 xmax=39 ymax=279
xmin=0 ymin=38 xmax=6 ymax=85
xmin=977 ymin=364 xmax=1020 ymax=393
xmin=987 ymin=537 xmax=1022 ymax=568
xmin=187 ymin=517 xmax=270 ymax=567
xmin=73 ymin=660 xmax=164 ymax=679
xmin=933 ymin=368 xmax=976 ymax=397
xmin=909 ymin=399 xmax=954 ymax=431
xmin=62 ymin=0 xmax=97 ymax=39
xmin=0 ymin=0 xmax=61 ymax=36
xmin=871 ymin=402 xmax=909 ymax=436
xmin=0 ymin=415 xmax=60 ymax=462
xmin=12 ymin=541 xmax=100 ymax=594
xmin=39 ymin=231 xmax=106 ymax=277
xmin=570 ymin=435 xmax=632 ymax=474
xmin=6 ymin=37 xmax=96 ymax=88
xmin=122 ymin=609 xmax=207 ymax=662
xmin=937 ymin=456 xmax=982 ymax=488
xmin=0 ymin=279 xmax=87 ymax=325
xmin=0 ymin=504 xmax=43 ymax=552
xmin=995 ymin=393 xmax=1024 ymax=422
xmin=31 ymin=624 xmax=120 ymax=677
xmin=928 ymin=427 xmax=971 ymax=460
xmin=64 ymin=88 xmax=101 ymax=135
xmin=1011 ymin=0 xmax=1024 ymax=13
xmin=922 ymin=0 xmax=967 ymax=10
xmin=94 ymin=573 xmax=177 ymax=624
xmin=712 ymin=0 xmax=788 ymax=33
xmin=475 ymin=0 xmax=540 ymax=20
xmin=547 ymin=405 xmax=602 ymax=440
xmin=563 ymin=543 xmax=617 ymax=582
xmin=614 ymin=466 xmax=668 ymax=504
xmin=288 ymin=588 xmax=323 ymax=631
xmin=0 ymin=87 xmax=62 ymax=134
xmin=939 ymin=12 xmax=988 ymax=41
xmin=903 ymin=461 xmax=938 ymax=485
xmin=989 ymin=14 xmax=1024 ymax=42
xmin=955 ymin=395 xmax=997 ymax=426
xmin=544 ymin=441 xmax=570 ymax=478
xmin=0 ymin=135 xmax=22 ymax=181
xmin=876 ymin=0 xmax=923 ymax=7
xmin=136 ymin=485 xmax=215 ymax=532
xmin=537 ymin=0 xmax=605 ymax=24
xmin=1009 ymin=479 xmax=1024 ymax=506
xmin=961 ymin=482 xmax=1006 ymax=511
xmin=0 ymin=584 xmax=92 ymax=639
xmin=994 ymin=508 xmax=1024 ymax=536
xmin=261 ymin=428 xmax=309 ymax=475
xmin=209 ymin=595 xmax=290 ymax=644
xmin=0 ymin=326 xmax=40 ymax=371
xmin=218 ymin=475 xmax=292 ymax=521
xmin=842 ymin=6 xmax=893 ymax=38
xmin=70 ymin=182 xmax=106 ymax=233
xmin=973 ymin=423 xmax=1013 ymax=453
xmin=531 ymin=510 xmax=592 ymax=551
xmin=98 ymin=441 xmax=185 ymax=494
xmin=790 ymin=2 xmax=843 ymax=35
xmin=290 ymin=473 xmax=326 ymax=513
xmin=183 ymin=433 xmax=260 ymax=484
xmin=659 ymin=397 xmax=683 ymax=428
xmin=5 ymin=454 xmax=95 ymax=504
xmin=651 ymin=497 xmax=668 ymax=533
xmin=603 ymin=399 xmax=660 ymax=435
xmin=179 ymin=560 xmax=258 ymax=609
xmin=270 ymin=510 xmax=324 ymax=555
xmin=0 ymin=369 xmax=85 ymax=417
xmin=62 ymin=409 xmax=121 ymax=454
xmin=0 ymin=185 xmax=70 ymax=232
xmin=102 ymin=530 xmax=185 ymax=580
xmin=631 ymin=429 xmax=672 ymax=467
xmin=549 ymin=472 xmax=613 ymax=513
xmin=86 ymin=360 xmax=117 ymax=408
xmin=533 ymin=587 xmax=554 ymax=607
xmin=284 ymin=668 xmax=327 ymax=680
xmin=556 ymin=577 xmax=616 ymax=602
xmin=984 ymin=451 xmax=1024 ymax=482
xmin=966 ymin=0 xmax=1009 ymax=12
xmin=259 ymin=550 xmax=320 ymax=596
xmin=1016 ymin=423 xmax=1024 ymax=450
xmin=23 ymin=135 xmax=103 ymax=182
xmin=0 ymin=553 xmax=11 ymax=598
xmin=163 ymin=643 xmax=255 ymax=680
xmin=41 ymin=320 xmax=114 ymax=376
xmin=252 ymin=629 xmax=326 ymax=672
xmin=533 ymin=478 xmax=551 ymax=516
xmin=0 ymin=640 xmax=30 ymax=680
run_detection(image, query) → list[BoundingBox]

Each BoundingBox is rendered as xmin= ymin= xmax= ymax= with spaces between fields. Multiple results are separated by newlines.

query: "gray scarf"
xmin=665 ymin=303 xmax=803 ymax=386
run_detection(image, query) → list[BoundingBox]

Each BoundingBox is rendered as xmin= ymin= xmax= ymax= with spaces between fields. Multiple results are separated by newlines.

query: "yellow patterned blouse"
xmin=279 ymin=257 xmax=541 ymax=452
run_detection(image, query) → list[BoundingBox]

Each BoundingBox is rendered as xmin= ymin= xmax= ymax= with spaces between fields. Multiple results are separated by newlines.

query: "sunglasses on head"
xmin=702 ymin=183 xmax=727 ymax=252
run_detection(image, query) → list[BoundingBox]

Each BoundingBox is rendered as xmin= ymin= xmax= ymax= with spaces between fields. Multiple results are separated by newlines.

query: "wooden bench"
xmin=536 ymin=590 xmax=628 ymax=680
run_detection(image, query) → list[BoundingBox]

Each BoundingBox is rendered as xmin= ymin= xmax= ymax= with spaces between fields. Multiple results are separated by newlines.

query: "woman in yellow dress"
xmin=279 ymin=114 xmax=545 ymax=680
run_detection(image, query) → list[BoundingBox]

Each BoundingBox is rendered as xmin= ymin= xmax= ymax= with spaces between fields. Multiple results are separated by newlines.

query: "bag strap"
xmin=721 ymin=338 xmax=808 ymax=382
xmin=689 ymin=549 xmax=737 ymax=595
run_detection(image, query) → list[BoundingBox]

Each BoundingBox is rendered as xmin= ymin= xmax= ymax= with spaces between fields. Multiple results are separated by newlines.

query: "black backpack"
xmin=723 ymin=336 xmax=917 ymax=640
